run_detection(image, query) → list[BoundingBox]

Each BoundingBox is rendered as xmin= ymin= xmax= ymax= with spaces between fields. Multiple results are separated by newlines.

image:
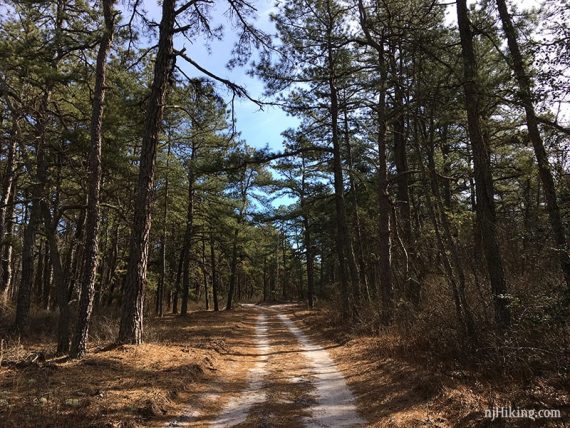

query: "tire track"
xmin=277 ymin=313 xmax=366 ymax=427
xmin=209 ymin=312 xmax=269 ymax=427
xmin=167 ymin=306 xmax=365 ymax=427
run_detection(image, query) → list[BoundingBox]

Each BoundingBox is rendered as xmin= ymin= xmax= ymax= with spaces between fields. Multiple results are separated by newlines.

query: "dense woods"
xmin=0 ymin=0 xmax=569 ymax=383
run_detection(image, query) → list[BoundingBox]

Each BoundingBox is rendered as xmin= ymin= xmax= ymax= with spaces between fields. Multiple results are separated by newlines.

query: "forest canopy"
xmin=0 ymin=0 xmax=569 ymax=370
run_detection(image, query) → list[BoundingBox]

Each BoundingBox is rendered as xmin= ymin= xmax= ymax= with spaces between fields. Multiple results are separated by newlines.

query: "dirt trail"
xmin=277 ymin=313 xmax=366 ymax=427
xmin=208 ymin=312 xmax=269 ymax=427
xmin=168 ymin=305 xmax=366 ymax=427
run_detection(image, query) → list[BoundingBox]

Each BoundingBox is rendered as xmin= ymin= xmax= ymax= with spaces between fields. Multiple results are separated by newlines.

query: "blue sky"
xmin=143 ymin=0 xmax=298 ymax=153
xmin=138 ymin=0 xmax=560 ymax=213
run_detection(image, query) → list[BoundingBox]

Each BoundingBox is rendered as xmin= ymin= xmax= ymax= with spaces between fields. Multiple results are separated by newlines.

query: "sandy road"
xmin=277 ymin=312 xmax=366 ymax=427
xmin=209 ymin=312 xmax=270 ymax=427
xmin=168 ymin=304 xmax=365 ymax=427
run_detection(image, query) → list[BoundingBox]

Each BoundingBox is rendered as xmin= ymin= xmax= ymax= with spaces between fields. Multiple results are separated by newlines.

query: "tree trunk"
xmin=0 ymin=136 xmax=16 ymax=295
xmin=376 ymin=44 xmax=393 ymax=323
xmin=343 ymin=103 xmax=368 ymax=303
xmin=281 ymin=234 xmax=288 ymax=300
xmin=118 ymin=0 xmax=176 ymax=344
xmin=1 ymin=174 xmax=16 ymax=296
xmin=42 ymin=245 xmax=51 ymax=309
xmin=202 ymin=237 xmax=209 ymax=310
xmin=156 ymin=140 xmax=170 ymax=317
xmin=326 ymin=14 xmax=354 ymax=318
xmin=13 ymin=92 xmax=50 ymax=332
xmin=303 ymin=215 xmax=315 ymax=309
xmin=104 ymin=222 xmax=120 ymax=306
xmin=237 ymin=268 xmax=242 ymax=302
xmin=42 ymin=212 xmax=71 ymax=355
xmin=226 ymin=174 xmax=251 ymax=310
xmin=94 ymin=214 xmax=110 ymax=309
xmin=422 ymin=129 xmax=476 ymax=339
xmin=225 ymin=229 xmax=239 ymax=310
xmin=172 ymin=247 xmax=183 ymax=313
xmin=65 ymin=209 xmax=86 ymax=305
xmin=32 ymin=153 xmax=72 ymax=352
xmin=300 ymin=156 xmax=315 ymax=308
xmin=210 ymin=232 xmax=219 ymax=311
xmin=34 ymin=241 xmax=45 ymax=304
xmin=357 ymin=2 xmax=393 ymax=322
xmin=71 ymin=0 xmax=115 ymax=357
xmin=180 ymin=161 xmax=195 ymax=315
xmin=263 ymin=256 xmax=268 ymax=303
xmin=456 ymin=0 xmax=510 ymax=329
xmin=496 ymin=0 xmax=570 ymax=289
xmin=392 ymin=65 xmax=416 ymax=305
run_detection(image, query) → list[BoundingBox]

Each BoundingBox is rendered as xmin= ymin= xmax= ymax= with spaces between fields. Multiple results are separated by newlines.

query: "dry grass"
xmin=287 ymin=301 xmax=570 ymax=427
xmin=0 ymin=305 xmax=261 ymax=428
xmin=1 ymin=296 xmax=568 ymax=427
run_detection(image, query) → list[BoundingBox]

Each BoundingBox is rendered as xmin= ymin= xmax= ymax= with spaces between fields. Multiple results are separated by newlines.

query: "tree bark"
xmin=34 ymin=241 xmax=44 ymax=304
xmin=156 ymin=140 xmax=170 ymax=317
xmin=343 ymin=103 xmax=368 ymax=303
xmin=420 ymin=127 xmax=476 ymax=339
xmin=456 ymin=0 xmax=510 ymax=329
xmin=118 ymin=0 xmax=176 ymax=344
xmin=104 ymin=222 xmax=120 ymax=306
xmin=1 ymin=174 xmax=16 ymax=296
xmin=496 ymin=0 xmax=570 ymax=289
xmin=0 ymin=136 xmax=16 ymax=295
xmin=180 ymin=156 xmax=195 ymax=315
xmin=225 ymin=229 xmax=239 ymax=310
xmin=202 ymin=237 xmax=209 ymax=310
xmin=71 ymin=0 xmax=115 ymax=357
xmin=41 ymin=210 xmax=71 ymax=354
xmin=376 ymin=44 xmax=393 ymax=323
xmin=13 ymin=93 xmax=49 ymax=332
xmin=358 ymin=1 xmax=393 ymax=322
xmin=172 ymin=247 xmax=183 ymax=313
xmin=392 ymin=62 xmax=417 ymax=305
xmin=300 ymin=156 xmax=315 ymax=308
xmin=325 ymin=0 xmax=355 ymax=318
xmin=210 ymin=232 xmax=219 ymax=311
xmin=66 ymin=209 xmax=86 ymax=303
xmin=42 ymin=245 xmax=51 ymax=309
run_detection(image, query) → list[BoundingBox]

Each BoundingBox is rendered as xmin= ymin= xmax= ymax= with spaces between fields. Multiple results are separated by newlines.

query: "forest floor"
xmin=0 ymin=303 xmax=568 ymax=427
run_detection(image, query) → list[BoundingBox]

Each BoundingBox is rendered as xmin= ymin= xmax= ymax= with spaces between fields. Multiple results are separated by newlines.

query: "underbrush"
xmin=318 ymin=272 xmax=569 ymax=384
xmin=0 ymin=301 xmax=231 ymax=427
xmin=0 ymin=299 xmax=204 ymax=362
xmin=304 ymin=277 xmax=569 ymax=424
